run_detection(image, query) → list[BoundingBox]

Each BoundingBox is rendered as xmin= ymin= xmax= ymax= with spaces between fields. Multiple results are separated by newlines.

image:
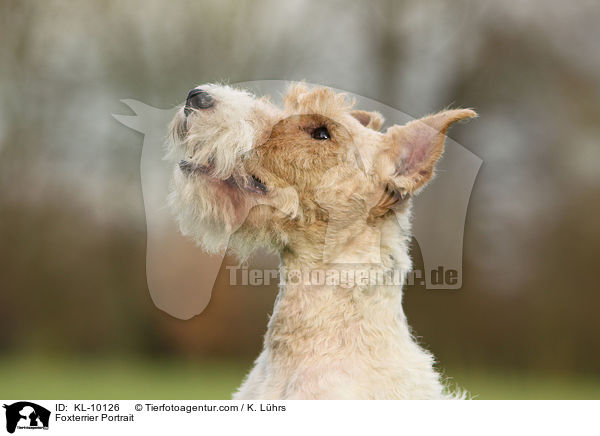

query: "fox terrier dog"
xmin=167 ymin=83 xmax=476 ymax=399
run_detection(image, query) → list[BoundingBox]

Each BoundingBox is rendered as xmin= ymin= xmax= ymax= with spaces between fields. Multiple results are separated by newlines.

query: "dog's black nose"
xmin=184 ymin=88 xmax=214 ymax=115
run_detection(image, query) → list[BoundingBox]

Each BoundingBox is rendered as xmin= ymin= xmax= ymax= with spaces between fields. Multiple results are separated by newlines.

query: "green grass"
xmin=446 ymin=367 xmax=600 ymax=400
xmin=0 ymin=355 xmax=249 ymax=399
xmin=1 ymin=355 xmax=599 ymax=399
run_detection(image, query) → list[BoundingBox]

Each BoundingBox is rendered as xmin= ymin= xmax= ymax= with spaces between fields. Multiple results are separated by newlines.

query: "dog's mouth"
xmin=178 ymin=160 xmax=268 ymax=195
xmin=178 ymin=159 xmax=214 ymax=176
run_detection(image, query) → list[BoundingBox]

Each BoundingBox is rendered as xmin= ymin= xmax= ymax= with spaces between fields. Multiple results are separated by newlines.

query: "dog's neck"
xmin=272 ymin=212 xmax=414 ymax=327
xmin=259 ymin=244 xmax=443 ymax=398
xmin=268 ymin=215 xmax=438 ymax=378
xmin=236 ymin=212 xmax=446 ymax=399
xmin=270 ymin=243 xmax=411 ymax=357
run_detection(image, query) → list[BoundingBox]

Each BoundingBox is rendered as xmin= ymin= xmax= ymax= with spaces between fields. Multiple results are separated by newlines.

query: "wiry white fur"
xmin=167 ymin=84 xmax=279 ymax=253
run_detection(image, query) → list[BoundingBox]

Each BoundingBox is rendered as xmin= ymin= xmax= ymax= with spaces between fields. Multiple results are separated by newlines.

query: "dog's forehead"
xmin=272 ymin=89 xmax=370 ymax=142
xmin=283 ymin=84 xmax=353 ymax=116
xmin=206 ymin=84 xmax=362 ymax=130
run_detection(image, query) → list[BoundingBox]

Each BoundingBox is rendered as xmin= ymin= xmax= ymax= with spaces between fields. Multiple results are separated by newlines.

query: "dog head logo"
xmin=113 ymin=80 xmax=481 ymax=320
xmin=3 ymin=402 xmax=50 ymax=434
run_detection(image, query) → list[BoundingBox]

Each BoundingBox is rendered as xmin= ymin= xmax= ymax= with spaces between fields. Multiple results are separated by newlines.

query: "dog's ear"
xmin=377 ymin=109 xmax=477 ymax=196
xmin=350 ymin=110 xmax=384 ymax=131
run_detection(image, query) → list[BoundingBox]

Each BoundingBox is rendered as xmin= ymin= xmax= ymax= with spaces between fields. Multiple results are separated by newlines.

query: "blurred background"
xmin=1 ymin=0 xmax=599 ymax=399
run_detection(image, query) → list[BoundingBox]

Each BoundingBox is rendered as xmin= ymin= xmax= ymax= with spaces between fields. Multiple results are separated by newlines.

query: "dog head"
xmin=167 ymin=83 xmax=476 ymax=261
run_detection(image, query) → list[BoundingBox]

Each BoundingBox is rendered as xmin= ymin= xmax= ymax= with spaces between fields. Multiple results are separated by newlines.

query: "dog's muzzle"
xmin=184 ymin=88 xmax=214 ymax=115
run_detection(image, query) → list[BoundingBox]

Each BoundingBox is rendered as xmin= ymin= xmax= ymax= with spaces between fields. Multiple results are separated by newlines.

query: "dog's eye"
xmin=249 ymin=174 xmax=268 ymax=194
xmin=312 ymin=126 xmax=330 ymax=140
